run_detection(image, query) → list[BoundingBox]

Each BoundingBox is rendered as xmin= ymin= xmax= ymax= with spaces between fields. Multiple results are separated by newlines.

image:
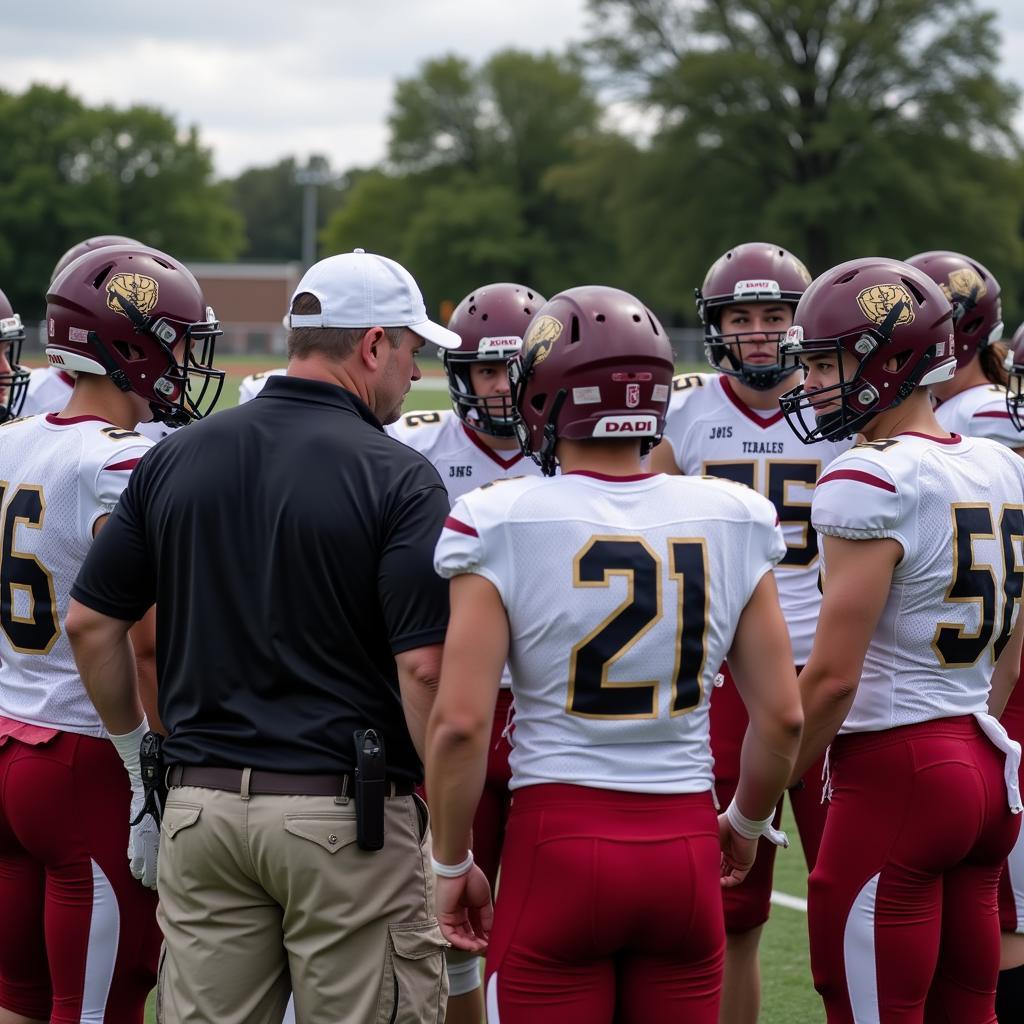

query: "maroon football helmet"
xmin=508 ymin=286 xmax=674 ymax=475
xmin=0 ymin=287 xmax=29 ymax=422
xmin=47 ymin=245 xmax=224 ymax=425
xmin=778 ymin=257 xmax=956 ymax=443
xmin=50 ymin=234 xmax=141 ymax=285
xmin=905 ymin=250 xmax=1002 ymax=369
xmin=445 ymin=283 xmax=546 ymax=437
xmin=1004 ymin=322 xmax=1024 ymax=430
xmin=697 ymin=242 xmax=812 ymax=390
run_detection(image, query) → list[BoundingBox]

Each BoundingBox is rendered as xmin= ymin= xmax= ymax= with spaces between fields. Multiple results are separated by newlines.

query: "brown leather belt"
xmin=166 ymin=765 xmax=415 ymax=798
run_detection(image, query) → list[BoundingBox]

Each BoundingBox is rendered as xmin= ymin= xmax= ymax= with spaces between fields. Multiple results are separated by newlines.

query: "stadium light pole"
xmin=295 ymin=161 xmax=333 ymax=269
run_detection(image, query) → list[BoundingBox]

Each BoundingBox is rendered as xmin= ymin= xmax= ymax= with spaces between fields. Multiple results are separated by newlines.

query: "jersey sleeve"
xmin=736 ymin=486 xmax=787 ymax=600
xmin=237 ymin=369 xmax=285 ymax=404
xmin=82 ymin=430 xmax=154 ymax=543
xmin=660 ymin=373 xmax=713 ymax=470
xmin=71 ymin=460 xmax=156 ymax=621
xmin=433 ymin=493 xmax=509 ymax=600
xmin=385 ymin=409 xmax=448 ymax=449
xmin=812 ymin=451 xmax=903 ymax=542
xmin=963 ymin=389 xmax=1021 ymax=448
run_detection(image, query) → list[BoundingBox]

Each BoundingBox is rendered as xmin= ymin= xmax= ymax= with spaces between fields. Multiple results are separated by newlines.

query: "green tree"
xmin=0 ymin=84 xmax=243 ymax=316
xmin=228 ymin=155 xmax=350 ymax=260
xmin=581 ymin=0 xmax=1024 ymax=316
xmin=323 ymin=49 xmax=625 ymax=315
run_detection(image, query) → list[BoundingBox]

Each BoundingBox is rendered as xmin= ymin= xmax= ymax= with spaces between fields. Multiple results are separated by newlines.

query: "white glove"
xmin=128 ymin=776 xmax=161 ymax=889
xmin=110 ymin=718 xmax=161 ymax=890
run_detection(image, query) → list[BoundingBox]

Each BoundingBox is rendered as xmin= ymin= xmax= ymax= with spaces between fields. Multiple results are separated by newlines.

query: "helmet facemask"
xmin=444 ymin=335 xmax=521 ymax=438
xmin=0 ymin=314 xmax=30 ymax=422
xmin=779 ymin=299 xmax=950 ymax=444
xmin=106 ymin=288 xmax=225 ymax=425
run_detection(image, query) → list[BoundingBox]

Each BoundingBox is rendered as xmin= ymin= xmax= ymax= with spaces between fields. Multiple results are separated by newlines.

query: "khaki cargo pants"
xmin=154 ymin=785 xmax=448 ymax=1024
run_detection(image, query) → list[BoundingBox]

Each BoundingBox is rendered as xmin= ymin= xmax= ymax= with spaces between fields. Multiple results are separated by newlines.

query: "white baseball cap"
xmin=288 ymin=249 xmax=460 ymax=349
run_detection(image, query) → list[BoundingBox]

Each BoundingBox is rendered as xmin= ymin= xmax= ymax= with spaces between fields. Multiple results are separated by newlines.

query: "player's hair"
xmin=980 ymin=340 xmax=1010 ymax=388
xmin=287 ymin=293 xmax=405 ymax=360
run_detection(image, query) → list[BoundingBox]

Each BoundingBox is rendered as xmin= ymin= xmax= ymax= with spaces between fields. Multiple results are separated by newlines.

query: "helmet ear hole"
xmin=531 ymin=393 xmax=547 ymax=412
xmin=961 ymin=315 xmax=984 ymax=335
xmin=570 ymin=316 xmax=581 ymax=343
xmin=113 ymin=340 xmax=147 ymax=362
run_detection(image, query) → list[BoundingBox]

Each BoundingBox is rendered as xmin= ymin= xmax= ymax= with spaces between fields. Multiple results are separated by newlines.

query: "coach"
xmin=66 ymin=250 xmax=458 ymax=1024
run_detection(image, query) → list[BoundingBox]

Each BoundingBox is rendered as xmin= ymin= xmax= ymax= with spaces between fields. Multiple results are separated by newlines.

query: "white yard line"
xmin=770 ymin=889 xmax=808 ymax=913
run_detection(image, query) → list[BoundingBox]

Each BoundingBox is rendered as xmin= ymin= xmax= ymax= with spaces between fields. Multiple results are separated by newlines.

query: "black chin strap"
xmin=537 ymin=389 xmax=567 ymax=477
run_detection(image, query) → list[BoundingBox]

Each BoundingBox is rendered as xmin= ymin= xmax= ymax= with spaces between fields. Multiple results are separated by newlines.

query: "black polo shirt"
xmin=71 ymin=375 xmax=451 ymax=781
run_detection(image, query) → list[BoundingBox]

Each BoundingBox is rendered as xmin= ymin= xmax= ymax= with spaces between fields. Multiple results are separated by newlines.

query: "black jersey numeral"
xmin=701 ymin=459 xmax=821 ymax=568
xmin=932 ymin=503 xmax=1024 ymax=667
xmin=567 ymin=536 xmax=708 ymax=719
xmin=0 ymin=483 xmax=60 ymax=654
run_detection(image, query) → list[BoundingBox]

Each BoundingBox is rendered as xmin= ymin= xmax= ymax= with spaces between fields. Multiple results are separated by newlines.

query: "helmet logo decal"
xmin=625 ymin=382 xmax=640 ymax=408
xmin=522 ymin=315 xmax=562 ymax=365
xmin=856 ymin=284 xmax=915 ymax=326
xmin=942 ymin=267 xmax=986 ymax=303
xmin=106 ymin=273 xmax=159 ymax=319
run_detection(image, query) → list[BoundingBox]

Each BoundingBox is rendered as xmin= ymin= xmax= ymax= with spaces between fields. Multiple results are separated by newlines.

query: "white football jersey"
xmin=812 ymin=432 xmax=1024 ymax=733
xmin=22 ymin=365 xmax=74 ymax=416
xmin=0 ymin=413 xmax=152 ymax=735
xmin=660 ymin=372 xmax=848 ymax=663
xmin=435 ymin=472 xmax=786 ymax=793
xmin=238 ymin=367 xmax=287 ymax=404
xmin=387 ymin=408 xmax=542 ymax=503
xmin=22 ymin=365 xmax=177 ymax=441
xmin=934 ymin=383 xmax=1022 ymax=449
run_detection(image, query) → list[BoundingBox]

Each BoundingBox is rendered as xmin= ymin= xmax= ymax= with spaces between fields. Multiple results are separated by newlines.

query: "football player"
xmin=0 ymin=287 xmax=30 ymax=423
xmin=389 ymin=281 xmax=547 ymax=1021
xmin=426 ymin=285 xmax=803 ymax=1023
xmin=238 ymin=366 xmax=287 ymax=403
xmin=0 ymin=243 xmax=224 ymax=1023
xmin=22 ymin=235 xmax=181 ymax=442
xmin=908 ymin=251 xmax=1024 ymax=1020
xmin=780 ymin=256 xmax=1024 ymax=1022
xmin=649 ymin=241 xmax=847 ymax=1023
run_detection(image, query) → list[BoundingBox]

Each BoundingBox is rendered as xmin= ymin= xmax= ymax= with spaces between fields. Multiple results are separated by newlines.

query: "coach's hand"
xmin=128 ymin=780 xmax=161 ymax=889
xmin=435 ymin=866 xmax=493 ymax=953
xmin=718 ymin=813 xmax=758 ymax=888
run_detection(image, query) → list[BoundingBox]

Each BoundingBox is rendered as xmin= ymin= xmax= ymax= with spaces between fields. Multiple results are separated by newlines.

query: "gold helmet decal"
xmin=856 ymin=284 xmax=915 ymax=326
xmin=106 ymin=273 xmax=159 ymax=319
xmin=523 ymin=314 xmax=562 ymax=366
xmin=942 ymin=267 xmax=987 ymax=303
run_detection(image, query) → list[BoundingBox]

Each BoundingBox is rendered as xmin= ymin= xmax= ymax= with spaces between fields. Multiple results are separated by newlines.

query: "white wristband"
xmin=431 ymin=851 xmax=474 ymax=878
xmin=725 ymin=798 xmax=789 ymax=848
xmin=109 ymin=717 xmax=150 ymax=782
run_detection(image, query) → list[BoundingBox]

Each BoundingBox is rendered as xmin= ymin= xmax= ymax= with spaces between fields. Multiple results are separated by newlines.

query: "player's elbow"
xmin=427 ymin=707 xmax=490 ymax=755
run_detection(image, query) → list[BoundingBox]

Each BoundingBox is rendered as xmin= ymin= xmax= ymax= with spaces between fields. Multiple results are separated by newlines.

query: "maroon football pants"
xmin=0 ymin=731 xmax=160 ymax=1023
xmin=809 ymin=717 xmax=1019 ymax=1024
xmin=484 ymin=783 xmax=724 ymax=1024
xmin=997 ymin=659 xmax=1024 ymax=933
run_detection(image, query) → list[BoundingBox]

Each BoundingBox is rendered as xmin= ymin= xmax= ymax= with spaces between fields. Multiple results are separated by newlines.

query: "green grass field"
xmin=140 ymin=356 xmax=822 ymax=1023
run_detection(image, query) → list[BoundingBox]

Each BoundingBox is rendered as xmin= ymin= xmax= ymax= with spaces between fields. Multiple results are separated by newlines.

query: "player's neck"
xmin=556 ymin=438 xmax=644 ymax=476
xmin=727 ymin=373 xmax=797 ymax=411
xmin=929 ymin=359 xmax=988 ymax=403
xmin=59 ymin=376 xmax=143 ymax=431
xmin=861 ymin=389 xmax=949 ymax=442
xmin=472 ymin=428 xmax=520 ymax=452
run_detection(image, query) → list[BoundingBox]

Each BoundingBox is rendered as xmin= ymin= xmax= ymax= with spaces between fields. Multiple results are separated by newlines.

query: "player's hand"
xmin=718 ymin=813 xmax=758 ymax=888
xmin=127 ymin=780 xmax=161 ymax=889
xmin=435 ymin=866 xmax=493 ymax=953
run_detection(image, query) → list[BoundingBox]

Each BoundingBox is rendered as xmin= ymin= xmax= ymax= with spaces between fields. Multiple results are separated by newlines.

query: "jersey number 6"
xmin=568 ymin=537 xmax=707 ymax=719
xmin=0 ymin=484 xmax=60 ymax=655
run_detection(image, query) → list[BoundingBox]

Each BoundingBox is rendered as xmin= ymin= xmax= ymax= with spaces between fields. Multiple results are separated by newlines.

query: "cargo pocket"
xmin=283 ymin=813 xmax=358 ymax=855
xmin=375 ymin=920 xmax=449 ymax=1024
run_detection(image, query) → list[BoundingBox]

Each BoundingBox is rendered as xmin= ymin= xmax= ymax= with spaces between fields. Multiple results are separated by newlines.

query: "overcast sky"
xmin=4 ymin=0 xmax=1023 ymax=178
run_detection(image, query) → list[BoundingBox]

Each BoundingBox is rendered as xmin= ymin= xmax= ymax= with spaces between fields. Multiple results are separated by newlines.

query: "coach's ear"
xmin=359 ymin=327 xmax=387 ymax=372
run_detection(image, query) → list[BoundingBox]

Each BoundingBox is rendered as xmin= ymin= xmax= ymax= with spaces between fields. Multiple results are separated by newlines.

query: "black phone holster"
xmin=131 ymin=731 xmax=167 ymax=827
xmin=354 ymin=729 xmax=386 ymax=851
